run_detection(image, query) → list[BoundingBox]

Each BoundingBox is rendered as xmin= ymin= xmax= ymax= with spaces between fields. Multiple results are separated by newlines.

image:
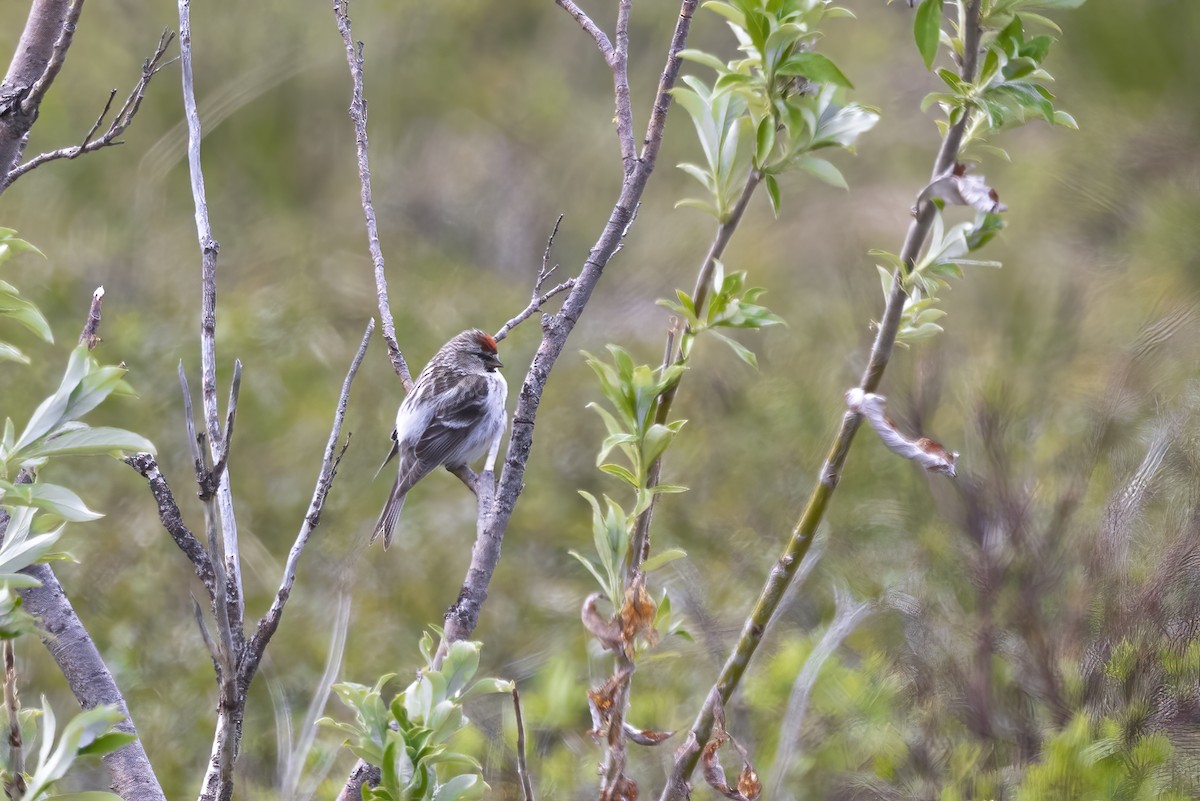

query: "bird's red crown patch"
xmin=476 ymin=332 xmax=498 ymax=353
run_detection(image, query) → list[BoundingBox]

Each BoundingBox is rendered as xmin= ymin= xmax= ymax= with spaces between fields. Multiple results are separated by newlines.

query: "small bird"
xmin=373 ymin=329 xmax=508 ymax=547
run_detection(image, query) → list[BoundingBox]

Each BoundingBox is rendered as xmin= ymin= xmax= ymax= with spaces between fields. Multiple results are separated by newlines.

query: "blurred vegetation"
xmin=2 ymin=0 xmax=1199 ymax=798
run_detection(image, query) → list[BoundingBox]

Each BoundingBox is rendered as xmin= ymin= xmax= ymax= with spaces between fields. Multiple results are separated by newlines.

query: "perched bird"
xmin=373 ymin=329 xmax=508 ymax=547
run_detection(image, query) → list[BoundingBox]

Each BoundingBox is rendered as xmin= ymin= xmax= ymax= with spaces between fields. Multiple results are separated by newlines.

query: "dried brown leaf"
xmin=618 ymin=580 xmax=658 ymax=654
xmin=699 ymin=692 xmax=760 ymax=801
xmin=846 ymin=388 xmax=958 ymax=476
xmin=623 ymin=722 xmax=674 ymax=746
xmin=582 ymin=592 xmax=624 ymax=652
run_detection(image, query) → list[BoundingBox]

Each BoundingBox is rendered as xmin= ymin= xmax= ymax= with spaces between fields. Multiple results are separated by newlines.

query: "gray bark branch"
xmin=0 ymin=0 xmax=80 ymax=185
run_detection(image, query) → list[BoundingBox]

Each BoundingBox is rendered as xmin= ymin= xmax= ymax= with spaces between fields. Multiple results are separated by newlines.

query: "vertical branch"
xmin=340 ymin=3 xmax=698 ymax=798
xmin=19 ymin=563 xmax=168 ymax=801
xmin=513 ymin=688 xmax=535 ymax=801
xmin=440 ymin=0 xmax=699 ymax=650
xmin=659 ymin=2 xmax=984 ymax=798
xmin=177 ymin=0 xmax=244 ymax=644
xmin=334 ymin=0 xmax=413 ymax=389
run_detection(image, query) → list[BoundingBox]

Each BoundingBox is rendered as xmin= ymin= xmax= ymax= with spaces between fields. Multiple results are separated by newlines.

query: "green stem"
xmin=658 ymin=3 xmax=984 ymax=798
xmin=625 ymin=169 xmax=763 ymax=581
xmin=602 ymin=168 xmax=763 ymax=801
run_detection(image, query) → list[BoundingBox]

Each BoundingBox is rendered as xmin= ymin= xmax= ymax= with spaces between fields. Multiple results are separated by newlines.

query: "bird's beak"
xmin=485 ymin=353 xmax=503 ymax=370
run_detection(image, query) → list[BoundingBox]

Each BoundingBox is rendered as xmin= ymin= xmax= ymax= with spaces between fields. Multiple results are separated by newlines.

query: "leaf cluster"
xmin=916 ymin=1 xmax=1079 ymax=160
xmin=674 ymin=0 xmax=878 ymax=217
xmin=659 ymin=265 xmax=784 ymax=367
xmin=873 ymin=211 xmax=1004 ymax=343
xmin=0 ymin=702 xmax=134 ymax=801
xmin=319 ymin=636 xmax=512 ymax=801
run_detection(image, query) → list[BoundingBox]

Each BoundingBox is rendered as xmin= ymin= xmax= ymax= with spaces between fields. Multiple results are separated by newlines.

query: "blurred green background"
xmin=2 ymin=0 xmax=1199 ymax=798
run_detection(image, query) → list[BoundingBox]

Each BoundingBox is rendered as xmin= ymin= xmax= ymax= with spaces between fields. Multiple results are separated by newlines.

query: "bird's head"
xmin=454 ymin=329 xmax=503 ymax=372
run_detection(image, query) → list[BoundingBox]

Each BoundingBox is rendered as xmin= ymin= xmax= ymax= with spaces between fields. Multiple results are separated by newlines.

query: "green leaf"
xmin=796 ymin=155 xmax=848 ymax=189
xmin=460 ymin=677 xmax=515 ymax=699
xmin=710 ymin=331 xmax=759 ymax=368
xmin=17 ymin=426 xmax=156 ymax=461
xmin=678 ymin=49 xmax=730 ymax=74
xmin=435 ymin=773 xmax=486 ymax=801
xmin=0 ymin=341 xmax=29 ymax=364
xmin=0 ymin=481 xmax=104 ymax=522
xmin=642 ymin=548 xmax=688 ymax=573
xmin=755 ymin=117 xmax=776 ymax=168
xmin=765 ymin=173 xmax=781 ymax=216
xmin=914 ymin=0 xmax=944 ymax=70
xmin=76 ymin=730 xmax=137 ymax=757
xmin=568 ymin=550 xmax=611 ymax=595
xmin=599 ymin=463 xmax=638 ymax=487
xmin=0 ymin=287 xmax=53 ymax=343
xmin=14 ymin=347 xmax=91 ymax=451
xmin=775 ymin=53 xmax=853 ymax=88
xmin=441 ymin=640 xmax=481 ymax=698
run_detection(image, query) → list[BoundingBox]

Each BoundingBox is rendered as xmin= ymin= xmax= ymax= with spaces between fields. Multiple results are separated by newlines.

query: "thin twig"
xmin=240 ymin=319 xmax=373 ymax=685
xmin=512 ymin=688 xmax=535 ymax=801
xmin=553 ymin=0 xmax=636 ymax=169
xmin=659 ymin=3 xmax=985 ymax=798
xmin=3 ymin=641 xmax=25 ymax=800
xmin=2 ymin=30 xmax=176 ymax=191
xmin=124 ymin=453 xmax=218 ymax=598
xmin=554 ymin=0 xmax=614 ymax=57
xmin=334 ymin=0 xmax=412 ymax=390
xmin=494 ymin=280 xmax=575 ymax=343
xmin=494 ymin=215 xmax=574 ymax=342
xmin=78 ymin=285 xmax=104 ymax=350
xmin=597 ymin=175 xmax=765 ymax=794
xmin=209 ymin=360 xmax=242 ymax=485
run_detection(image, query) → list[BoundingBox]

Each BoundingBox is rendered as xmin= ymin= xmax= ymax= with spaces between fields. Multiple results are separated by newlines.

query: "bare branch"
xmin=494 ymin=280 xmax=575 ymax=343
xmin=334 ymin=0 xmax=412 ymax=390
xmin=78 ymin=285 xmax=104 ymax=350
xmin=341 ymin=2 xmax=698 ymax=796
xmin=494 ymin=215 xmax=574 ymax=342
xmin=660 ymin=3 xmax=986 ymax=798
xmin=240 ymin=319 xmax=373 ymax=684
xmin=554 ymin=0 xmax=614 ymax=57
xmin=513 ymin=688 xmax=535 ymax=801
xmin=13 ymin=560 xmax=167 ymax=801
xmin=20 ymin=0 xmax=84 ymax=115
xmin=439 ymin=0 xmax=699 ymax=653
xmin=209 ymin=360 xmax=243 ymax=485
xmin=177 ymin=0 xmax=243 ymax=670
xmin=124 ymin=453 xmax=218 ymax=598
xmin=2 ymin=29 xmax=175 ymax=191
xmin=612 ymin=0 xmax=636 ymax=169
xmin=554 ymin=0 xmax=635 ymax=168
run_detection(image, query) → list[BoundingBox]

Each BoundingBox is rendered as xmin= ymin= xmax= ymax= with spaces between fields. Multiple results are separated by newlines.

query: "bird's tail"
xmin=372 ymin=479 xmax=408 ymax=549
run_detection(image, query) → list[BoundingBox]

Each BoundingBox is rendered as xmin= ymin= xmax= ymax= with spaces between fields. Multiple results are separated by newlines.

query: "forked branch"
xmin=2 ymin=29 xmax=176 ymax=191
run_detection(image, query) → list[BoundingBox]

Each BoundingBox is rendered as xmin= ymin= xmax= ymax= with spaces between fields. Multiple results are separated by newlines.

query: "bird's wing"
xmin=411 ymin=373 xmax=493 ymax=468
